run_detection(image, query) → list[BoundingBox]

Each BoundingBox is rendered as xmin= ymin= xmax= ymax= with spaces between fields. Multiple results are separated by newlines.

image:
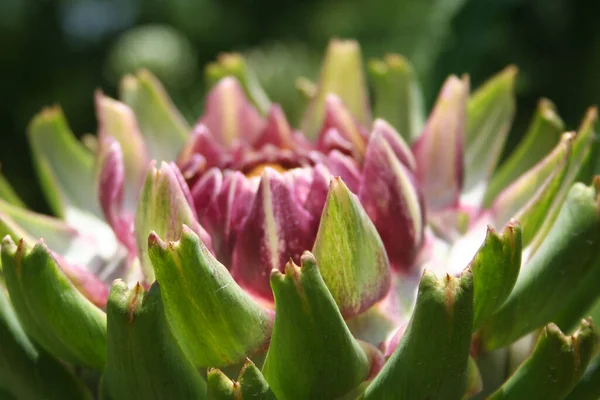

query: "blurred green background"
xmin=1 ymin=0 xmax=599 ymax=212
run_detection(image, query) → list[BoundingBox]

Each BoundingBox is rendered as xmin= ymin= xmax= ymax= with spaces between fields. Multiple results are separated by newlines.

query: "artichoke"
xmin=0 ymin=39 xmax=599 ymax=400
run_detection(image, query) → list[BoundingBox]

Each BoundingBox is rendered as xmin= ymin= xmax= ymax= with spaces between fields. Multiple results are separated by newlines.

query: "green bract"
xmin=0 ymin=39 xmax=599 ymax=399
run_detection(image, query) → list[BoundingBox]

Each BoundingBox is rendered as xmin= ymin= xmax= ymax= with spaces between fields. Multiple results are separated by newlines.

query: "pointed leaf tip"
xmin=365 ymin=268 xmax=474 ymax=400
xmin=1 ymin=236 xmax=107 ymax=370
xmin=103 ymin=282 xmax=208 ymax=399
xmin=471 ymin=220 xmax=522 ymax=329
xmin=489 ymin=319 xmax=596 ymax=400
xmin=207 ymin=358 xmax=275 ymax=399
xmin=481 ymin=181 xmax=600 ymax=350
xmin=263 ymin=251 xmax=373 ymax=399
xmin=313 ymin=176 xmax=391 ymax=318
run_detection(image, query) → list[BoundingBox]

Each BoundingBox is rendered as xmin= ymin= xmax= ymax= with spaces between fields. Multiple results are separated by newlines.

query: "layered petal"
xmin=317 ymin=95 xmax=368 ymax=160
xmin=201 ymin=171 xmax=257 ymax=266
xmin=95 ymin=91 xmax=148 ymax=211
xmin=231 ymin=168 xmax=315 ymax=300
xmin=324 ymin=150 xmax=362 ymax=193
xmin=359 ymin=129 xmax=424 ymax=271
xmin=254 ymin=105 xmax=294 ymax=150
xmin=412 ymin=75 xmax=468 ymax=212
xmin=96 ymin=137 xmax=136 ymax=254
xmin=198 ymin=77 xmax=266 ymax=148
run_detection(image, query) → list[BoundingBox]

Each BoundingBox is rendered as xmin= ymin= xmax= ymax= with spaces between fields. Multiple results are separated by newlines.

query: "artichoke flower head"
xmin=0 ymin=39 xmax=599 ymax=400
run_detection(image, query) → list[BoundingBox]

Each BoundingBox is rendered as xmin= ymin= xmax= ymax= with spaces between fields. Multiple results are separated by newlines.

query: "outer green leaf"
xmin=368 ymin=54 xmax=425 ymax=142
xmin=364 ymin=268 xmax=474 ymax=400
xmin=529 ymin=108 xmax=598 ymax=255
xmin=102 ymin=281 xmax=207 ymax=400
xmin=262 ymin=252 xmax=376 ymax=400
xmin=489 ymin=319 xmax=596 ymax=400
xmin=1 ymin=236 xmax=107 ymax=369
xmin=120 ymin=69 xmax=190 ymax=162
xmin=0 ymin=173 xmax=24 ymax=207
xmin=206 ymin=53 xmax=272 ymax=115
xmin=27 ymin=106 xmax=100 ymax=219
xmin=207 ymin=359 xmax=275 ymax=400
xmin=480 ymin=182 xmax=600 ymax=350
xmin=565 ymin=356 xmax=600 ymax=400
xmin=484 ymin=98 xmax=565 ymax=205
xmin=491 ymin=132 xmax=572 ymax=246
xmin=312 ymin=178 xmax=391 ymax=318
xmin=148 ymin=226 xmax=273 ymax=368
xmin=471 ymin=220 xmax=522 ymax=329
xmin=0 ymin=287 xmax=92 ymax=400
xmin=300 ymin=39 xmax=370 ymax=138
xmin=464 ymin=66 xmax=517 ymax=196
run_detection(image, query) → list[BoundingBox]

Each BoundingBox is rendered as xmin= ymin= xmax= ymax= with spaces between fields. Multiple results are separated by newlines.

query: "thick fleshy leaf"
xmin=300 ymin=39 xmax=370 ymax=138
xmin=368 ymin=54 xmax=425 ymax=142
xmin=207 ymin=359 xmax=275 ymax=400
xmin=28 ymin=106 xmax=100 ymax=219
xmin=484 ymin=98 xmax=565 ymax=206
xmin=364 ymin=268 xmax=474 ymax=400
xmin=566 ymin=356 xmax=600 ymax=400
xmin=1 ymin=236 xmax=107 ymax=369
xmin=463 ymin=66 xmax=517 ymax=200
xmin=412 ymin=75 xmax=468 ymax=212
xmin=95 ymin=91 xmax=148 ymax=211
xmin=102 ymin=281 xmax=207 ymax=400
xmin=0 ymin=287 xmax=92 ymax=400
xmin=231 ymin=168 xmax=314 ymax=300
xmin=528 ymin=108 xmax=598 ymax=255
xmin=359 ymin=129 xmax=424 ymax=271
xmin=120 ymin=69 xmax=189 ymax=162
xmin=312 ymin=177 xmax=391 ymax=318
xmin=148 ymin=226 xmax=273 ymax=368
xmin=480 ymin=181 xmax=600 ymax=350
xmin=206 ymin=52 xmax=271 ymax=115
xmin=471 ymin=220 xmax=522 ymax=329
xmin=491 ymin=132 xmax=572 ymax=246
xmin=262 ymin=253 xmax=379 ymax=400
xmin=199 ymin=77 xmax=266 ymax=148
xmin=489 ymin=320 xmax=596 ymax=400
xmin=135 ymin=161 xmax=212 ymax=282
xmin=0 ymin=172 xmax=24 ymax=207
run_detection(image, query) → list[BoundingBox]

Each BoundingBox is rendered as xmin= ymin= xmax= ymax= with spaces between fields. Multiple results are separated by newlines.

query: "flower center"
xmin=245 ymin=162 xmax=288 ymax=178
